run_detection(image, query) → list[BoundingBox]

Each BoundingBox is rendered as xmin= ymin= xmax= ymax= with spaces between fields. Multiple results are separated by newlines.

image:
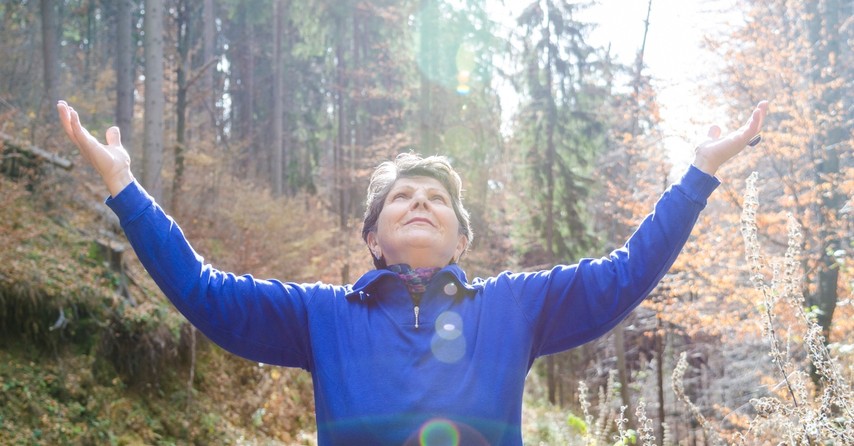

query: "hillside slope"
xmin=0 ymin=173 xmax=317 ymax=445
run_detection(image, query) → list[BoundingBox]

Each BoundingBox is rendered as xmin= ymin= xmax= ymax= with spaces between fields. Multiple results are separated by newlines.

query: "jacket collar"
xmin=346 ymin=263 xmax=476 ymax=302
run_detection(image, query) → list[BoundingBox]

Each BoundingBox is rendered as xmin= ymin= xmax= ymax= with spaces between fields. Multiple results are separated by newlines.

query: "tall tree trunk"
xmin=655 ymin=315 xmax=666 ymax=443
xmin=115 ymin=0 xmax=135 ymax=155
xmin=232 ymin=2 xmax=256 ymax=178
xmin=244 ymin=4 xmax=256 ymax=179
xmin=353 ymin=13 xmax=365 ymax=153
xmin=172 ymin=0 xmax=190 ymax=210
xmin=39 ymin=0 xmax=60 ymax=118
xmin=272 ymin=0 xmax=284 ymax=196
xmin=614 ymin=321 xmax=632 ymax=418
xmin=83 ymin=0 xmax=95 ymax=84
xmin=143 ymin=0 xmax=165 ymax=201
xmin=614 ymin=0 xmax=653 ymax=427
xmin=546 ymin=356 xmax=557 ymax=405
xmin=283 ymin=9 xmax=294 ymax=195
xmin=334 ymin=15 xmax=348 ymax=227
xmin=202 ymin=0 xmax=215 ymax=120
xmin=544 ymin=6 xmax=558 ymax=405
xmin=631 ymin=0 xmax=652 ymax=137
xmin=333 ymin=9 xmax=352 ymax=285
xmin=805 ymin=0 xmax=844 ymax=352
xmin=418 ymin=0 xmax=438 ymax=152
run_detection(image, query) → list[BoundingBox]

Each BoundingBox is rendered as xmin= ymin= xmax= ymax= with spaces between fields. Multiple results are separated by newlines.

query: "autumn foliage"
xmin=1 ymin=0 xmax=851 ymax=444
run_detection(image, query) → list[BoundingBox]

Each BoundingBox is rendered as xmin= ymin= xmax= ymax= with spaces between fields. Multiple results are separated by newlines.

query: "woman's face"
xmin=366 ymin=176 xmax=467 ymax=269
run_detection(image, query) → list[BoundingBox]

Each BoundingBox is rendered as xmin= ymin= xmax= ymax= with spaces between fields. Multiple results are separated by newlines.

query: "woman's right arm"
xmin=57 ymin=101 xmax=312 ymax=369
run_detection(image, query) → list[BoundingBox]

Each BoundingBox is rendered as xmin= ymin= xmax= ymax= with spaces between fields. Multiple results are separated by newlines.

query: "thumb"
xmin=106 ymin=126 xmax=122 ymax=147
xmin=707 ymin=125 xmax=721 ymax=140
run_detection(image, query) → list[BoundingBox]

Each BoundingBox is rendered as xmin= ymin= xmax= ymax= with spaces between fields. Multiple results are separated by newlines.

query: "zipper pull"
xmin=414 ymin=305 xmax=420 ymax=329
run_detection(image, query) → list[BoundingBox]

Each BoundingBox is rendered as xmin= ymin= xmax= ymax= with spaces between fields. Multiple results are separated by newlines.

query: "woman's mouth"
xmin=406 ymin=217 xmax=434 ymax=227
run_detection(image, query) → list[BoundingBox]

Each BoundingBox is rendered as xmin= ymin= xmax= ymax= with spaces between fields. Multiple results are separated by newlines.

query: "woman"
xmin=57 ymin=100 xmax=767 ymax=445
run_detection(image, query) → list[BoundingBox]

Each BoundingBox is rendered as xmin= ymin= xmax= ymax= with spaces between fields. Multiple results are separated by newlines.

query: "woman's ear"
xmin=366 ymin=231 xmax=381 ymax=259
xmin=454 ymin=234 xmax=468 ymax=262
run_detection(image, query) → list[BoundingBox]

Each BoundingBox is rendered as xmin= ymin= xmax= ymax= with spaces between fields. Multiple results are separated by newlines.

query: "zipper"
xmin=414 ymin=305 xmax=420 ymax=329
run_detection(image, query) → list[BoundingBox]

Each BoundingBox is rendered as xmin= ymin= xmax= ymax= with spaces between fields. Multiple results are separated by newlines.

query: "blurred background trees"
xmin=0 ymin=0 xmax=850 ymax=444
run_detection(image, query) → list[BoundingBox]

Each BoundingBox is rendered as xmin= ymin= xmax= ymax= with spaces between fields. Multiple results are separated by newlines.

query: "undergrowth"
xmin=669 ymin=172 xmax=852 ymax=445
xmin=1 ymin=170 xmax=319 ymax=444
xmin=0 ymin=344 xmax=311 ymax=445
xmin=537 ymin=172 xmax=853 ymax=445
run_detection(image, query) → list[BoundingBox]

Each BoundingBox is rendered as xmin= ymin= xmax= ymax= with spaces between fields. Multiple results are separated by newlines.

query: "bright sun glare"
xmin=488 ymin=0 xmax=743 ymax=170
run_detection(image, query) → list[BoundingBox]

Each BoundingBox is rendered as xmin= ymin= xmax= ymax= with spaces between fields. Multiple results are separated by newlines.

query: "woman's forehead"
xmin=391 ymin=175 xmax=449 ymax=192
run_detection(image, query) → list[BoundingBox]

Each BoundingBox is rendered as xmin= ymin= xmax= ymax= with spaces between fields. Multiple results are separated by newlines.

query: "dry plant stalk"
xmin=672 ymin=352 xmax=724 ymax=446
xmin=595 ymin=371 xmax=617 ymax=443
xmin=739 ymin=172 xmax=804 ymax=411
xmin=577 ymin=370 xmax=620 ymax=445
xmin=673 ymin=172 xmax=853 ymax=445
xmin=577 ymin=173 xmax=852 ymax=445
xmin=615 ymin=405 xmax=630 ymax=443
xmin=741 ymin=172 xmax=853 ymax=444
xmin=578 ymin=380 xmax=594 ymax=446
xmin=635 ymin=400 xmax=656 ymax=446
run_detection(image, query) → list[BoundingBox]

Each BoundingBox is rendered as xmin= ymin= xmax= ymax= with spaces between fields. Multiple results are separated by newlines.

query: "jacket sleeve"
xmin=504 ymin=165 xmax=720 ymax=357
xmin=106 ymin=181 xmax=313 ymax=370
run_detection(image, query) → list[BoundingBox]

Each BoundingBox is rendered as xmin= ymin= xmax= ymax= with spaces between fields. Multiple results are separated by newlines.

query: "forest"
xmin=0 ymin=0 xmax=851 ymax=444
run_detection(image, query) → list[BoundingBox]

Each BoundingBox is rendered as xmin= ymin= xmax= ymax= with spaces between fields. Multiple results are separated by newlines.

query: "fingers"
xmin=56 ymin=101 xmax=79 ymax=146
xmin=69 ymin=106 xmax=95 ymax=147
xmin=59 ymin=102 xmax=99 ymax=165
xmin=57 ymin=101 xmax=98 ymax=148
xmin=57 ymin=101 xmax=95 ymax=165
xmin=748 ymin=101 xmax=768 ymax=134
xmin=738 ymin=101 xmax=769 ymax=147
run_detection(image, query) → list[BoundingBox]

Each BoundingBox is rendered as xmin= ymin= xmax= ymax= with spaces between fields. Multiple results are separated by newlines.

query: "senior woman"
xmin=57 ymin=99 xmax=767 ymax=445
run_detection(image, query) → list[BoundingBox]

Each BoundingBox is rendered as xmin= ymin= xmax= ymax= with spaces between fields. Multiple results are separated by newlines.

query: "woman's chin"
xmin=394 ymin=246 xmax=454 ymax=266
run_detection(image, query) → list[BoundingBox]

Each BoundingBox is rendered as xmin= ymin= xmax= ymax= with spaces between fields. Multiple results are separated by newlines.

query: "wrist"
xmin=691 ymin=155 xmax=719 ymax=176
xmin=106 ymin=170 xmax=135 ymax=197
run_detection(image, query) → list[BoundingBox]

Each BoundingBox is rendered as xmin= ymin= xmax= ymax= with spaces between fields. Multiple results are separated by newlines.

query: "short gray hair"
xmin=361 ymin=152 xmax=473 ymax=268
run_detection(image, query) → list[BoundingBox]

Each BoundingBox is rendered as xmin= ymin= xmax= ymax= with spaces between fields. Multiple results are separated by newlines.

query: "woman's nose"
xmin=410 ymin=190 xmax=429 ymax=209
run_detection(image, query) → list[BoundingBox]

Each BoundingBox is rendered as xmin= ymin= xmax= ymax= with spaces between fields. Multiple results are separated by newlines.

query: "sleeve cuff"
xmin=678 ymin=164 xmax=721 ymax=204
xmin=104 ymin=181 xmax=155 ymax=226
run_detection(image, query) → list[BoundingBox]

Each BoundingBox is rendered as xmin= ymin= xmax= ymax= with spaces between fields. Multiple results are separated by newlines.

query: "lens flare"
xmin=413 ymin=5 xmax=480 ymax=94
xmin=455 ymin=44 xmax=475 ymax=95
xmin=419 ymin=419 xmax=460 ymax=446
xmin=431 ymin=311 xmax=466 ymax=363
xmin=434 ymin=311 xmax=463 ymax=340
xmin=455 ymin=69 xmax=471 ymax=95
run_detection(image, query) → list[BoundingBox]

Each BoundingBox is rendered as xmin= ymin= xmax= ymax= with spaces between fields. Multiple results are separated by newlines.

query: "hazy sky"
xmin=583 ymin=0 xmax=742 ymax=166
xmin=490 ymin=0 xmax=743 ymax=166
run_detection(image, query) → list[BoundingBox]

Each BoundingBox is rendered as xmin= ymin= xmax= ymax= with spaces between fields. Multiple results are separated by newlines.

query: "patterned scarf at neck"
xmin=387 ymin=264 xmax=441 ymax=295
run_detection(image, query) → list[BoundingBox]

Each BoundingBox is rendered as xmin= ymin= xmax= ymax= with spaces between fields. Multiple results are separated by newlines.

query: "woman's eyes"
xmin=390 ymin=192 xmax=449 ymax=204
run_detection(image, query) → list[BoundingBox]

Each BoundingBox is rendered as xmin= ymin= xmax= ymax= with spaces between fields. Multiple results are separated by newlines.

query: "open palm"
xmin=57 ymin=100 xmax=134 ymax=196
xmin=693 ymin=101 xmax=769 ymax=176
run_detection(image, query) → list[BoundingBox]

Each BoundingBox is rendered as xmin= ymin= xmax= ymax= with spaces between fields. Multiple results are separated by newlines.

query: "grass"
xmin=0 ymin=175 xmax=317 ymax=445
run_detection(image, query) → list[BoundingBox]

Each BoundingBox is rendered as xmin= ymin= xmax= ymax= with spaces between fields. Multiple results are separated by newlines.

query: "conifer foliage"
xmin=0 ymin=0 xmax=849 ymax=444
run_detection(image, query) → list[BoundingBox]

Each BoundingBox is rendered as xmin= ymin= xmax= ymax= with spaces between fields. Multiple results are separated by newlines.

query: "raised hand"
xmin=57 ymin=100 xmax=135 ymax=196
xmin=693 ymin=101 xmax=769 ymax=176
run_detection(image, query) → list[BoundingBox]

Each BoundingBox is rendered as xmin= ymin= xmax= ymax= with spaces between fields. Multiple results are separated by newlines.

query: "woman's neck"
xmin=387 ymin=263 xmax=442 ymax=295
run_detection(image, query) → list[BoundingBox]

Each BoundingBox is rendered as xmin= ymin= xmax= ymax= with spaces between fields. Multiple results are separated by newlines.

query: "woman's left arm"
xmin=507 ymin=101 xmax=768 ymax=356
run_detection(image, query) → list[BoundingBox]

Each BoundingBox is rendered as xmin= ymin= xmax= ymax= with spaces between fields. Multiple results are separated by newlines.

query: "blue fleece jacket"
xmin=105 ymin=165 xmax=719 ymax=445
